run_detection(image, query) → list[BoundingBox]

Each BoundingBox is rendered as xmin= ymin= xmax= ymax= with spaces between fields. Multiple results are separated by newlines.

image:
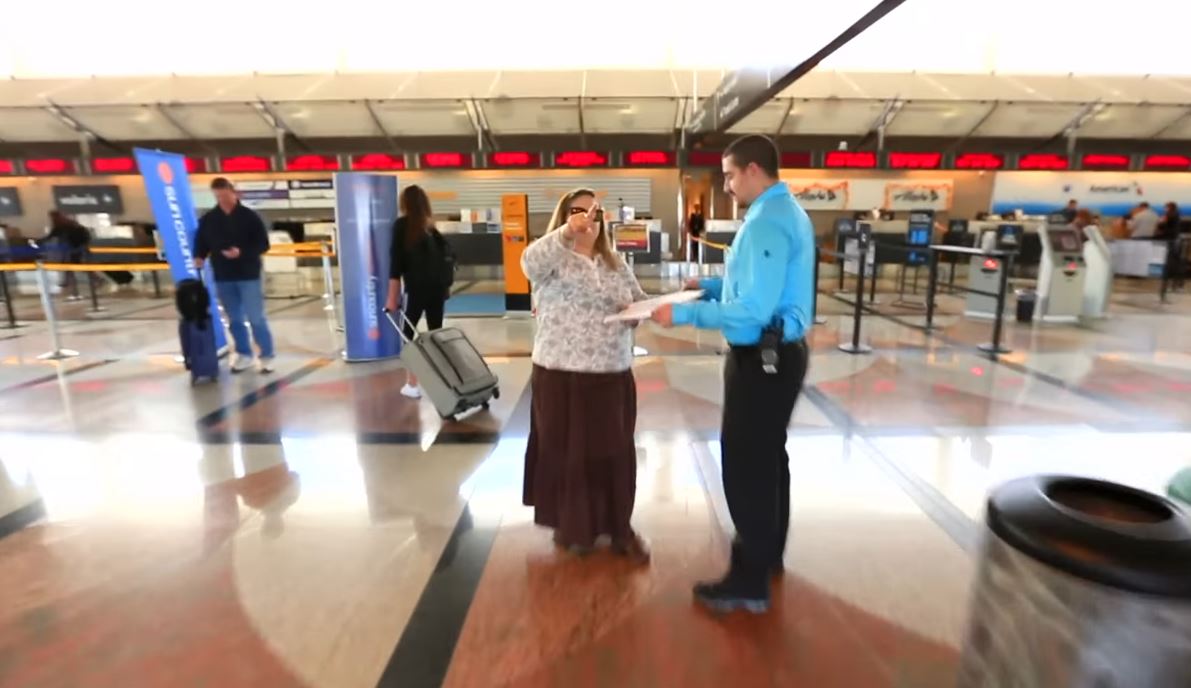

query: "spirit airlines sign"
xmin=134 ymin=148 xmax=227 ymax=350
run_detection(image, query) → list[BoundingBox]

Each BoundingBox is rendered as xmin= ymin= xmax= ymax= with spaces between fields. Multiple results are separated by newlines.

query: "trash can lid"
xmin=987 ymin=475 xmax=1191 ymax=598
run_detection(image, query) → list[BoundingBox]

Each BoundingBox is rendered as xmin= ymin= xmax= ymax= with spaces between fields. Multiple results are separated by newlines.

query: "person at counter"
xmin=44 ymin=210 xmax=97 ymax=301
xmin=385 ymin=185 xmax=454 ymax=399
xmin=688 ymin=203 xmax=705 ymax=261
xmin=1060 ymin=199 xmax=1078 ymax=223
xmin=194 ymin=178 xmax=275 ymax=374
xmin=1127 ymin=202 xmax=1160 ymax=239
xmin=652 ymin=134 xmax=812 ymax=614
xmin=520 ymin=188 xmax=650 ymax=565
xmin=1159 ymin=202 xmax=1185 ymax=290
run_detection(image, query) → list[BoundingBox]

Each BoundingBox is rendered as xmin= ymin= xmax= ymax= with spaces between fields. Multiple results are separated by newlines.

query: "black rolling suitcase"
xmin=176 ymin=278 xmax=219 ymax=384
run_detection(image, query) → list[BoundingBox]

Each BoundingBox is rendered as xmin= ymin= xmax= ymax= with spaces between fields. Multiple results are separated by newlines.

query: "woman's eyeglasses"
xmin=568 ymin=207 xmax=590 ymax=216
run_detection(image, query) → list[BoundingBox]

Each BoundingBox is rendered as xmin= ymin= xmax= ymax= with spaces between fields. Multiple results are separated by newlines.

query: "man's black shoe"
xmin=693 ymin=577 xmax=770 ymax=614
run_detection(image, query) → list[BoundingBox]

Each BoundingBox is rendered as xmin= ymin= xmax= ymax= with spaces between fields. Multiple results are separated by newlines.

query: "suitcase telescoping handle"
xmin=381 ymin=307 xmax=417 ymax=344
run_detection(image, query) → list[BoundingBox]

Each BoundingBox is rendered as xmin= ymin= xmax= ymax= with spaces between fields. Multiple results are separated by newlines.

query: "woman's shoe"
xmin=400 ymin=383 xmax=422 ymax=399
xmin=553 ymin=532 xmax=593 ymax=556
xmin=611 ymin=532 xmax=651 ymax=566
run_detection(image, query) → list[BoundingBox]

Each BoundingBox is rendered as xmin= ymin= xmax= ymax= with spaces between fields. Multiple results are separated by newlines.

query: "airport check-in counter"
xmin=1110 ymin=239 xmax=1169 ymax=277
xmin=438 ymin=222 xmax=503 ymax=268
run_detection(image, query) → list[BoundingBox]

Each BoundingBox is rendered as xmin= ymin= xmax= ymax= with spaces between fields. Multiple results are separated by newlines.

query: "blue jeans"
xmin=215 ymin=279 xmax=274 ymax=359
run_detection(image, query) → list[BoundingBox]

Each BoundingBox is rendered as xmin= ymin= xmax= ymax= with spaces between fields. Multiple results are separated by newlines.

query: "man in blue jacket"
xmin=653 ymin=134 xmax=813 ymax=613
xmin=194 ymin=178 xmax=275 ymax=374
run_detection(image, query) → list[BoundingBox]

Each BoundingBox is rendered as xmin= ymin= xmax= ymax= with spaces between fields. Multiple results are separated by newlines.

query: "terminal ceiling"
xmin=1 ymin=0 xmax=1189 ymax=147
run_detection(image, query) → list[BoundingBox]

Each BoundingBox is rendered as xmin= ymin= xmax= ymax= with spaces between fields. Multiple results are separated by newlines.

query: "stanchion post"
xmin=925 ymin=249 xmax=939 ymax=332
xmin=869 ymin=249 xmax=878 ymax=303
xmin=151 ymin=270 xmax=162 ymax=299
xmin=838 ymin=236 xmax=872 ymax=355
xmin=34 ymin=261 xmax=79 ymax=361
xmin=1 ymin=270 xmax=22 ymax=329
xmin=978 ymin=254 xmax=1012 ymax=357
xmin=320 ymin=241 xmax=342 ymax=330
xmin=812 ymin=245 xmax=826 ymax=325
xmin=86 ymin=269 xmax=105 ymax=314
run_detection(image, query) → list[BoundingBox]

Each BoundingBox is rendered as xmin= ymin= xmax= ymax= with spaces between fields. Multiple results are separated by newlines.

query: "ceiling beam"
xmin=471 ymin=98 xmax=497 ymax=151
xmin=684 ymin=0 xmax=907 ymax=143
xmin=45 ymin=101 xmax=124 ymax=157
xmin=578 ymin=71 xmax=588 ymax=149
xmin=946 ymin=101 xmax=1000 ymax=151
xmin=156 ymin=104 xmax=219 ymax=155
xmin=254 ymin=98 xmax=309 ymax=156
xmin=1148 ymin=105 xmax=1191 ymax=139
xmin=364 ymin=100 xmax=401 ymax=153
xmin=774 ymin=99 xmax=795 ymax=137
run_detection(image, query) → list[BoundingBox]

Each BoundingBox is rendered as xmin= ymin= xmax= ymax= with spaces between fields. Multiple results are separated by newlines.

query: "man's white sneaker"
xmin=400 ymin=383 xmax=422 ymax=399
xmin=231 ymin=356 xmax=256 ymax=374
xmin=259 ymin=357 xmax=276 ymax=374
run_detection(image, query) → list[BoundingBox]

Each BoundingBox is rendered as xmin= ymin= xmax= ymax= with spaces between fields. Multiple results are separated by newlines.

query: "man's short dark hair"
xmin=210 ymin=177 xmax=235 ymax=191
xmin=724 ymin=135 xmax=781 ymax=178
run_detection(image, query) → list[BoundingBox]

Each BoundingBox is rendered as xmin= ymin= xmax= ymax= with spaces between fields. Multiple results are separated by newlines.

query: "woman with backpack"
xmin=385 ymin=185 xmax=455 ymax=399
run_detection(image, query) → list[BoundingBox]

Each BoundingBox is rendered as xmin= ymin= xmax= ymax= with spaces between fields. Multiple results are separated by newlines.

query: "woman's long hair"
xmin=546 ymin=188 xmax=620 ymax=269
xmin=400 ymin=185 xmax=434 ymax=249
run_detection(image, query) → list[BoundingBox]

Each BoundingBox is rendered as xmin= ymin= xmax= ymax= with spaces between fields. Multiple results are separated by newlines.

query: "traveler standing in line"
xmin=688 ymin=202 xmax=706 ymax=261
xmin=652 ymin=134 xmax=813 ymax=613
xmin=194 ymin=178 xmax=275 ymax=374
xmin=520 ymin=188 xmax=651 ymax=564
xmin=385 ymin=185 xmax=454 ymax=399
xmin=1159 ymin=202 xmax=1184 ymax=290
xmin=45 ymin=210 xmax=95 ymax=301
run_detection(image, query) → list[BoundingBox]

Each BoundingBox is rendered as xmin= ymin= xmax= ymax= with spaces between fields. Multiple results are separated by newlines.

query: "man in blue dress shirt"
xmin=653 ymin=134 xmax=813 ymax=613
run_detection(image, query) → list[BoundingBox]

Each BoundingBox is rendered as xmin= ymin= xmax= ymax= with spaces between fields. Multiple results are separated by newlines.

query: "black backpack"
xmin=408 ymin=228 xmax=456 ymax=291
xmin=175 ymin=278 xmax=211 ymax=326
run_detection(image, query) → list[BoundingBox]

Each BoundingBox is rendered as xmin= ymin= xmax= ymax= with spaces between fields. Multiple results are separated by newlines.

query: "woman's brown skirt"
xmin=523 ymin=364 xmax=638 ymax=548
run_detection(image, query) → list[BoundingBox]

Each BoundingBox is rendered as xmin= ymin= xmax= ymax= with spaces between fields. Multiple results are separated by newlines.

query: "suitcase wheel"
xmin=493 ymin=387 xmax=501 ymax=400
xmin=481 ymin=401 xmax=490 ymax=411
xmin=445 ymin=414 xmax=458 ymax=423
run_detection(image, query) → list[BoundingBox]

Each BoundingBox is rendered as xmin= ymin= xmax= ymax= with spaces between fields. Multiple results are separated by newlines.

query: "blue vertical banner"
xmin=334 ymin=172 xmax=400 ymax=361
xmin=133 ymin=148 xmax=228 ymax=350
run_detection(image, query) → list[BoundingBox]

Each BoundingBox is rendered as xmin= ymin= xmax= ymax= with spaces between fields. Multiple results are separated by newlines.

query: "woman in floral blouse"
xmin=520 ymin=188 xmax=650 ymax=564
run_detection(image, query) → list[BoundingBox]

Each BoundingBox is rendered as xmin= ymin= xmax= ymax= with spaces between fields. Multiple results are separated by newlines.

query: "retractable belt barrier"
xmin=819 ymin=238 xmax=873 ymax=355
xmin=925 ymin=245 xmax=1016 ymax=357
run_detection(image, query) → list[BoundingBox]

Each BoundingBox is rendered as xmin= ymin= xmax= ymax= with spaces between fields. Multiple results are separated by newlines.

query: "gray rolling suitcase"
xmin=384 ymin=309 xmax=500 ymax=421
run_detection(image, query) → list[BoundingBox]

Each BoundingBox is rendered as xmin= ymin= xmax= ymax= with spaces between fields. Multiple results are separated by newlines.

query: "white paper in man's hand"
xmin=603 ymin=290 xmax=704 ymax=323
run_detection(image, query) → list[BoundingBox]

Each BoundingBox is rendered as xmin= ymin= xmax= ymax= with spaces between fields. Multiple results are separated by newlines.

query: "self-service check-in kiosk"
xmin=1081 ymin=225 xmax=1112 ymax=319
xmin=1035 ymin=223 xmax=1087 ymax=323
xmin=965 ymin=224 xmax=1021 ymax=318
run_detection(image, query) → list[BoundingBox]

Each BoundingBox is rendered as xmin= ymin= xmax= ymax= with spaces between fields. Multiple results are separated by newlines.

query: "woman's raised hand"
xmin=564 ymin=202 xmax=600 ymax=239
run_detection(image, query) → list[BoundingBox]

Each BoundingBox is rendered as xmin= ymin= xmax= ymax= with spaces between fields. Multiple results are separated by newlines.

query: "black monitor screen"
xmin=1048 ymin=228 xmax=1082 ymax=253
xmin=834 ymin=217 xmax=856 ymax=235
xmin=997 ymin=224 xmax=1022 ymax=248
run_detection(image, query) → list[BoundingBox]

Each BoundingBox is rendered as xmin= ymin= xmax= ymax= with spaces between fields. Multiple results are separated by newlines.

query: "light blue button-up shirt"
xmin=672 ymin=182 xmax=813 ymax=345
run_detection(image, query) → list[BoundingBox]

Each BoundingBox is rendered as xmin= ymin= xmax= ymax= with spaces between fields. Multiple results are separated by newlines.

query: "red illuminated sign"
xmin=626 ymin=150 xmax=675 ymax=167
xmin=954 ymin=153 xmax=1005 ymax=170
xmin=889 ymin=152 xmax=942 ymax=170
xmin=26 ymin=158 xmax=74 ymax=174
xmin=420 ymin=152 xmax=470 ymax=169
xmin=185 ymin=157 xmax=208 ymax=174
xmin=555 ymin=151 xmax=608 ymax=168
xmin=1143 ymin=154 xmax=1191 ymax=171
xmin=489 ymin=151 xmax=541 ymax=168
xmin=1081 ymin=154 xmax=1131 ymax=171
xmin=780 ymin=152 xmax=814 ymax=168
xmin=0 ymin=160 xmax=14 ymax=175
xmin=220 ymin=155 xmax=272 ymax=173
xmin=824 ymin=151 xmax=877 ymax=169
xmin=1017 ymin=154 xmax=1069 ymax=170
xmin=687 ymin=150 xmax=722 ymax=167
xmin=92 ymin=157 xmax=137 ymax=174
xmin=285 ymin=155 xmax=340 ymax=172
xmin=351 ymin=153 xmax=406 ymax=171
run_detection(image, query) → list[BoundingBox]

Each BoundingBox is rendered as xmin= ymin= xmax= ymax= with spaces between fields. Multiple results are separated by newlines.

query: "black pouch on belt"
xmin=760 ymin=316 xmax=783 ymax=374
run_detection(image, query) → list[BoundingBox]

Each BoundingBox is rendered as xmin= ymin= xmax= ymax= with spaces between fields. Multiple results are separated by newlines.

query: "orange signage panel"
xmin=501 ymin=194 xmax=531 ymax=311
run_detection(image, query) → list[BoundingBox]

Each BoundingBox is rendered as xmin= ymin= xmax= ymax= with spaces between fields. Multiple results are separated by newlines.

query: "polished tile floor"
xmin=1 ymin=276 xmax=1189 ymax=687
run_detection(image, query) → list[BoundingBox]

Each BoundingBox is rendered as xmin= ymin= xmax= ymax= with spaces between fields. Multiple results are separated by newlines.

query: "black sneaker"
xmin=693 ymin=577 xmax=770 ymax=614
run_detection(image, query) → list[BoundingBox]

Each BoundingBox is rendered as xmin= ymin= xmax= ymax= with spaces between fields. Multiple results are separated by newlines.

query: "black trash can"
xmin=958 ymin=476 xmax=1191 ymax=687
xmin=1015 ymin=289 xmax=1036 ymax=323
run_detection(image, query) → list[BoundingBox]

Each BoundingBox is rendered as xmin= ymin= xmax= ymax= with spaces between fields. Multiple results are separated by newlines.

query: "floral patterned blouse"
xmin=521 ymin=228 xmax=647 ymax=373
